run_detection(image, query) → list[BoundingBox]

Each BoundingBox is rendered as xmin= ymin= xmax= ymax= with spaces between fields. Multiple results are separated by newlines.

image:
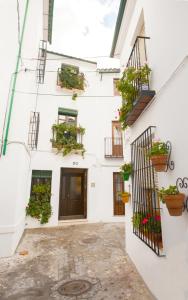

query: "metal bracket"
xmin=176 ymin=177 xmax=188 ymax=212
xmin=165 ymin=141 xmax=175 ymax=171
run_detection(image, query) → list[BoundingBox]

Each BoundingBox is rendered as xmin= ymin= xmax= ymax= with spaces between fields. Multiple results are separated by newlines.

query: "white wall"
xmin=117 ymin=0 xmax=188 ymax=299
xmin=0 ymin=0 xmax=45 ymax=257
xmin=26 ymin=53 xmax=125 ymax=227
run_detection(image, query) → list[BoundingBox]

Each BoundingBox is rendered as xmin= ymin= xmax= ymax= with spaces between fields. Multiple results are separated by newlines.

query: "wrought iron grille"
xmin=28 ymin=112 xmax=40 ymax=150
xmin=104 ymin=137 xmax=123 ymax=158
xmin=31 ymin=170 xmax=52 ymax=195
xmin=127 ymin=36 xmax=150 ymax=98
xmin=36 ymin=40 xmax=47 ymax=84
xmin=131 ymin=126 xmax=163 ymax=256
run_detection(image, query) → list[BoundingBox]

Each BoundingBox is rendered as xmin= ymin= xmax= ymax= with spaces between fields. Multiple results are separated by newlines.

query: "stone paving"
xmin=0 ymin=223 xmax=154 ymax=299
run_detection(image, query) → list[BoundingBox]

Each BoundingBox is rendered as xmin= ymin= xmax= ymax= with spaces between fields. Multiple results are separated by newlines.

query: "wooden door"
xmin=113 ymin=172 xmax=125 ymax=215
xmin=112 ymin=121 xmax=123 ymax=157
xmin=59 ymin=168 xmax=87 ymax=220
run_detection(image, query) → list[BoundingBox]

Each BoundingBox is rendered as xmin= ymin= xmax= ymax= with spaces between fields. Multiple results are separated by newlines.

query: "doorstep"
xmin=58 ymin=219 xmax=88 ymax=226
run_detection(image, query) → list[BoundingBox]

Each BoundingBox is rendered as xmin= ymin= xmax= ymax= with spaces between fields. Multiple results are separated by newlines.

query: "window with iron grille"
xmin=131 ymin=126 xmax=164 ymax=256
xmin=30 ymin=170 xmax=52 ymax=195
xmin=58 ymin=107 xmax=77 ymax=125
xmin=36 ymin=40 xmax=47 ymax=84
xmin=28 ymin=112 xmax=40 ymax=150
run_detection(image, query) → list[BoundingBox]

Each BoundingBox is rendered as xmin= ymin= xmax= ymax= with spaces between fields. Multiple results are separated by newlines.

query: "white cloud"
xmin=49 ymin=0 xmax=120 ymax=65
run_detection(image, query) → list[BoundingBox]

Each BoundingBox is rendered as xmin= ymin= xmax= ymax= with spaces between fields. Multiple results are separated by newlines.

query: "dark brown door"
xmin=112 ymin=121 xmax=123 ymax=157
xmin=113 ymin=172 xmax=125 ymax=215
xmin=59 ymin=168 xmax=87 ymax=220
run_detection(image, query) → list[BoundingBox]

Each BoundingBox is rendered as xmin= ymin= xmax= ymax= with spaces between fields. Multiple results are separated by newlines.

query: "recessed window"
xmin=58 ymin=108 xmax=78 ymax=125
xmin=30 ymin=170 xmax=52 ymax=195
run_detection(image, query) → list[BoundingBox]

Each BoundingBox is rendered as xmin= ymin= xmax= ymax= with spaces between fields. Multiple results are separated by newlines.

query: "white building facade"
xmin=26 ymin=51 xmax=125 ymax=228
xmin=111 ymin=0 xmax=188 ymax=299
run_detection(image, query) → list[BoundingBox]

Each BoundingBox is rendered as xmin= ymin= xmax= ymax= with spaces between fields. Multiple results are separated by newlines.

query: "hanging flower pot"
xmin=150 ymin=154 xmax=168 ymax=172
xmin=123 ymin=172 xmax=130 ymax=181
xmin=120 ymin=162 xmax=132 ymax=181
xmin=148 ymin=141 xmax=169 ymax=172
xmin=121 ymin=192 xmax=130 ymax=204
xmin=163 ymin=194 xmax=185 ymax=216
xmin=159 ymin=186 xmax=185 ymax=216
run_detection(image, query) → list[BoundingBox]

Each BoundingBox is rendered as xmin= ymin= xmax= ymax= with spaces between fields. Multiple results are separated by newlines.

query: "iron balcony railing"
xmin=127 ymin=36 xmax=150 ymax=96
xmin=104 ymin=137 xmax=123 ymax=158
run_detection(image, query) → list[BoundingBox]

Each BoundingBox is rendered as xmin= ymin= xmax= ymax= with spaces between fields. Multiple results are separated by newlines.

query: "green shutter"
xmin=58 ymin=108 xmax=78 ymax=117
xmin=32 ymin=170 xmax=52 ymax=179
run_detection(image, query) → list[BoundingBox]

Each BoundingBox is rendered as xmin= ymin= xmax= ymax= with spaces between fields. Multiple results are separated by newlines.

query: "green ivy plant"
xmin=51 ymin=123 xmax=85 ymax=156
xmin=58 ymin=66 xmax=85 ymax=91
xmin=117 ymin=64 xmax=151 ymax=129
xmin=148 ymin=142 xmax=168 ymax=157
xmin=26 ymin=183 xmax=52 ymax=224
xmin=120 ymin=162 xmax=132 ymax=175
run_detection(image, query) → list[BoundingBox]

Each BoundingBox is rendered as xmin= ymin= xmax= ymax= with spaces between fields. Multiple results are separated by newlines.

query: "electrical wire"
xmin=13 ymin=89 xmax=119 ymax=98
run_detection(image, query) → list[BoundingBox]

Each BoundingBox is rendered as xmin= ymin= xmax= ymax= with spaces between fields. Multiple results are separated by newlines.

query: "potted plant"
xmin=120 ymin=162 xmax=132 ymax=181
xmin=148 ymin=141 xmax=169 ymax=172
xmin=159 ymin=185 xmax=185 ymax=216
xmin=120 ymin=191 xmax=130 ymax=204
xmin=51 ymin=123 xmax=86 ymax=156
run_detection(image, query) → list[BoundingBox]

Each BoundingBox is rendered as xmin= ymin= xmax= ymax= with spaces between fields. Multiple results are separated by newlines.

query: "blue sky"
xmin=49 ymin=0 xmax=120 ymax=62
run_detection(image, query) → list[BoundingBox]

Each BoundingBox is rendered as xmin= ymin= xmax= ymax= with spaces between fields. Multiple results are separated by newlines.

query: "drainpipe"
xmin=2 ymin=0 xmax=30 ymax=155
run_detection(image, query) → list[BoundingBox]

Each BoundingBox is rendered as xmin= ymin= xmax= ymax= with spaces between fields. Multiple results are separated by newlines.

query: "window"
xmin=30 ymin=170 xmax=52 ymax=195
xmin=28 ymin=112 xmax=40 ymax=150
xmin=113 ymin=173 xmax=125 ymax=215
xmin=131 ymin=127 xmax=163 ymax=256
xmin=113 ymin=78 xmax=120 ymax=96
xmin=58 ymin=108 xmax=78 ymax=125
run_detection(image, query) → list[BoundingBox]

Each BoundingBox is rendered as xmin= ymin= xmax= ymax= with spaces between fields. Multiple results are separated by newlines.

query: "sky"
xmin=48 ymin=0 xmax=120 ymax=67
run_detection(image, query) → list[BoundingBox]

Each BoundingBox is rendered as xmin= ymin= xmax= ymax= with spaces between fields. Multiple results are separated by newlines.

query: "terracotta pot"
xmin=150 ymin=154 xmax=168 ymax=172
xmin=163 ymin=193 xmax=185 ymax=216
xmin=121 ymin=194 xmax=129 ymax=204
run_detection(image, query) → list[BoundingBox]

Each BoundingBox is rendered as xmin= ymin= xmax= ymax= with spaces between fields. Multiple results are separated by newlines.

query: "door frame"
xmin=59 ymin=168 xmax=87 ymax=220
xmin=113 ymin=172 xmax=125 ymax=216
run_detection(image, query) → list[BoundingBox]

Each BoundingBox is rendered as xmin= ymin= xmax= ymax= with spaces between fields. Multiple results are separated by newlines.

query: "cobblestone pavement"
xmin=0 ymin=223 xmax=154 ymax=300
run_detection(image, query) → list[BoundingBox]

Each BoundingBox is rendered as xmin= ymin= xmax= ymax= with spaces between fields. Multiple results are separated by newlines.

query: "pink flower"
xmin=155 ymin=215 xmax=161 ymax=221
xmin=142 ymin=218 xmax=148 ymax=224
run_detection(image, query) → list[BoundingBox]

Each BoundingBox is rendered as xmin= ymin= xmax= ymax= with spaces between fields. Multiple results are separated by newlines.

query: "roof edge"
xmin=110 ymin=0 xmax=127 ymax=57
xmin=47 ymin=50 xmax=97 ymax=65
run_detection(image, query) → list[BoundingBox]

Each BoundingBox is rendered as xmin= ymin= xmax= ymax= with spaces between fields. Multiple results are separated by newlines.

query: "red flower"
xmin=146 ymin=214 xmax=151 ymax=218
xmin=142 ymin=218 xmax=148 ymax=224
xmin=155 ymin=215 xmax=161 ymax=221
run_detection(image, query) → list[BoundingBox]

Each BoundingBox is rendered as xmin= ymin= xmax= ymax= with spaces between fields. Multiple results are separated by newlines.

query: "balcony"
xmin=51 ymin=123 xmax=85 ymax=156
xmin=104 ymin=137 xmax=123 ymax=158
xmin=125 ymin=36 xmax=155 ymax=126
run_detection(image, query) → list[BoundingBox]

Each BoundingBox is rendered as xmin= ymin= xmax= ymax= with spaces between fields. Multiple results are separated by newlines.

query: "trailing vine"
xmin=51 ymin=123 xmax=85 ymax=156
xmin=117 ymin=64 xmax=151 ymax=129
xmin=58 ymin=65 xmax=85 ymax=91
xmin=26 ymin=183 xmax=52 ymax=224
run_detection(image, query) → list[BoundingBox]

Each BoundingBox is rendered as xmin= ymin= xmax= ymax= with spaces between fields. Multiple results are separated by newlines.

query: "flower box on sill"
xmin=126 ymin=89 xmax=156 ymax=126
